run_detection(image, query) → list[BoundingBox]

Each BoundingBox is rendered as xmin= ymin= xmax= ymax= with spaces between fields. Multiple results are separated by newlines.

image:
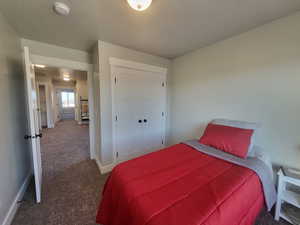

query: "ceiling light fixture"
xmin=127 ymin=0 xmax=152 ymax=11
xmin=63 ymin=77 xmax=70 ymax=81
xmin=35 ymin=64 xmax=46 ymax=68
xmin=53 ymin=2 xmax=71 ymax=16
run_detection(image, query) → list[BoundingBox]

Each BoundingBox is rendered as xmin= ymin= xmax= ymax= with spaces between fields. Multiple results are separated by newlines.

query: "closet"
xmin=110 ymin=58 xmax=167 ymax=162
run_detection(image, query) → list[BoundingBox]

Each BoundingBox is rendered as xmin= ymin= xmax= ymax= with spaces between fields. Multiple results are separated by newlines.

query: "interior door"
xmin=140 ymin=71 xmax=166 ymax=152
xmin=24 ymin=46 xmax=42 ymax=203
xmin=113 ymin=67 xmax=166 ymax=162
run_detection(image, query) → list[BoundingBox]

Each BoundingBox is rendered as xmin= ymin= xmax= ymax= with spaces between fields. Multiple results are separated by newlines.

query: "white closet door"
xmin=113 ymin=67 xmax=166 ymax=162
xmin=114 ymin=68 xmax=147 ymax=161
xmin=141 ymin=71 xmax=166 ymax=152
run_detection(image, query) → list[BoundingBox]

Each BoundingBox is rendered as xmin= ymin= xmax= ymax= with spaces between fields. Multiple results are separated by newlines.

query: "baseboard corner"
xmin=2 ymin=171 xmax=32 ymax=225
xmin=95 ymin=158 xmax=115 ymax=174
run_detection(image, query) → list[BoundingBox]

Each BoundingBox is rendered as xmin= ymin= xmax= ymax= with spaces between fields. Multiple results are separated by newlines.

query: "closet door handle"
xmin=144 ymin=119 xmax=147 ymax=123
xmin=138 ymin=120 xmax=142 ymax=123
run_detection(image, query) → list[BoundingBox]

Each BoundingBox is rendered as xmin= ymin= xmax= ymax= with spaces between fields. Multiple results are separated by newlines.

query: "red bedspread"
xmin=96 ymin=143 xmax=264 ymax=225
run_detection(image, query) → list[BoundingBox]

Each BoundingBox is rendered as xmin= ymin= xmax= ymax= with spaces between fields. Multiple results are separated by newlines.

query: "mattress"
xmin=96 ymin=143 xmax=264 ymax=225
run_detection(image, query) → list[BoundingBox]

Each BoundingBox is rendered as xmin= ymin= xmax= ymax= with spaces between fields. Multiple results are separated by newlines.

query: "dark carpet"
xmin=12 ymin=120 xmax=289 ymax=225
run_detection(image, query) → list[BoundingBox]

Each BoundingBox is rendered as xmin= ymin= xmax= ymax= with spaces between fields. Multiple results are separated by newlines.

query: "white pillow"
xmin=211 ymin=119 xmax=261 ymax=156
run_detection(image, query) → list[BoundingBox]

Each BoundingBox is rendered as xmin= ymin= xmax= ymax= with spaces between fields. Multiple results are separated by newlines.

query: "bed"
xmin=96 ymin=120 xmax=276 ymax=225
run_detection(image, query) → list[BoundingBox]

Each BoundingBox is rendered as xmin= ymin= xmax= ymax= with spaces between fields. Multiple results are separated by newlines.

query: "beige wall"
xmin=36 ymin=73 xmax=55 ymax=127
xmin=96 ymin=41 xmax=171 ymax=165
xmin=75 ymin=79 xmax=88 ymax=122
xmin=76 ymin=80 xmax=88 ymax=99
xmin=21 ymin=39 xmax=92 ymax=64
xmin=0 ymin=12 xmax=31 ymax=223
xmin=170 ymin=12 xmax=300 ymax=170
xmin=92 ymin=45 xmax=101 ymax=162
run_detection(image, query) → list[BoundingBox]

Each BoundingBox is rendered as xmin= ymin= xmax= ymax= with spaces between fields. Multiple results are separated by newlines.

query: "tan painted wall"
xmin=75 ymin=79 xmax=88 ymax=122
xmin=92 ymin=45 xmax=101 ymax=162
xmin=0 ymin=12 xmax=31 ymax=223
xmin=36 ymin=73 xmax=55 ymax=127
xmin=96 ymin=41 xmax=171 ymax=165
xmin=170 ymin=12 xmax=300 ymax=169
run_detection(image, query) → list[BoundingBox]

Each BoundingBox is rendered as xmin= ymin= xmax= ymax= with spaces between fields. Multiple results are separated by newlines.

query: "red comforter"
xmin=96 ymin=143 xmax=264 ymax=225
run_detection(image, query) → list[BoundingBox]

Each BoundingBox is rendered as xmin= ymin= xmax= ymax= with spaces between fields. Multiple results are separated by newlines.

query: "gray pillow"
xmin=250 ymin=145 xmax=273 ymax=180
xmin=210 ymin=119 xmax=261 ymax=156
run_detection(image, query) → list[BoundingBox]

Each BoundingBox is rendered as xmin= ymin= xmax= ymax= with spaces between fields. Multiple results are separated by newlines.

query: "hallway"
xmin=12 ymin=120 xmax=107 ymax=225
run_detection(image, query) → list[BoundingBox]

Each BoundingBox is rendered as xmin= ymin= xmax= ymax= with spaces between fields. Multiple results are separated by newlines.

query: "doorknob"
xmin=138 ymin=120 xmax=142 ymax=123
xmin=24 ymin=135 xmax=32 ymax=140
xmin=144 ymin=119 xmax=147 ymax=123
xmin=35 ymin=133 xmax=43 ymax=138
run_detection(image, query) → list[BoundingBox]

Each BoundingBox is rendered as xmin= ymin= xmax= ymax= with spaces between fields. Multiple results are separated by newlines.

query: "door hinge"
xmin=115 ymin=115 xmax=118 ymax=121
xmin=114 ymin=77 xmax=117 ymax=84
xmin=116 ymin=152 xmax=119 ymax=158
xmin=162 ymin=112 xmax=164 ymax=117
xmin=162 ymin=139 xmax=164 ymax=145
xmin=162 ymin=82 xmax=165 ymax=87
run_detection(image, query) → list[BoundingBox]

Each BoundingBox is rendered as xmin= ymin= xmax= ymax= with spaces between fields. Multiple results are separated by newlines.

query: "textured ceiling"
xmin=1 ymin=0 xmax=300 ymax=58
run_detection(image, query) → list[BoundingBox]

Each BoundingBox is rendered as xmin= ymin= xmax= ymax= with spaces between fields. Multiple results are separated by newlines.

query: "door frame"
xmin=30 ymin=54 xmax=96 ymax=160
xmin=109 ymin=57 xmax=168 ymax=164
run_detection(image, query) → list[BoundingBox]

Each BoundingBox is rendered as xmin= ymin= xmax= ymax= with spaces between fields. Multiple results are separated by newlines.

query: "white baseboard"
xmin=95 ymin=151 xmax=157 ymax=175
xmin=95 ymin=158 xmax=115 ymax=174
xmin=2 ymin=172 xmax=32 ymax=225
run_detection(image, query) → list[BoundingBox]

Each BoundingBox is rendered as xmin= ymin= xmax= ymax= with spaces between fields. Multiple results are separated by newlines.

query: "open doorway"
xmin=35 ymin=66 xmax=90 ymax=127
xmin=60 ymin=90 xmax=76 ymax=120
xmin=20 ymin=48 xmax=96 ymax=206
xmin=33 ymin=64 xmax=93 ymax=195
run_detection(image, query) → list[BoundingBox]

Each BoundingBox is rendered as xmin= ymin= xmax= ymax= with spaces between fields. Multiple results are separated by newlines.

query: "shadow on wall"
xmin=6 ymin=56 xmax=31 ymax=174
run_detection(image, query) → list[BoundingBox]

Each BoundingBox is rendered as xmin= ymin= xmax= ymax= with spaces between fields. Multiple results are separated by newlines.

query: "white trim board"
xmin=95 ymin=148 xmax=160 ymax=174
xmin=109 ymin=57 xmax=168 ymax=74
xmin=95 ymin=158 xmax=115 ymax=174
xmin=2 ymin=172 xmax=32 ymax=225
xmin=31 ymin=54 xmax=91 ymax=71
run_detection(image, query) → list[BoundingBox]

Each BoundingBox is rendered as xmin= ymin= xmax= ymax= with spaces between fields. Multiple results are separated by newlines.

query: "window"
xmin=61 ymin=91 xmax=75 ymax=108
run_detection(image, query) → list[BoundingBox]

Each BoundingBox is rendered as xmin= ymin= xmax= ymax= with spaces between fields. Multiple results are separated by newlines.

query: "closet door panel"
xmin=113 ymin=67 xmax=166 ymax=162
xmin=142 ymin=72 xmax=166 ymax=152
xmin=114 ymin=68 xmax=145 ymax=161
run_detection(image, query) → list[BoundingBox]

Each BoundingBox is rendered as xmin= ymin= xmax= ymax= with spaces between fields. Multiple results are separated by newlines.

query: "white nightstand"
xmin=275 ymin=168 xmax=300 ymax=223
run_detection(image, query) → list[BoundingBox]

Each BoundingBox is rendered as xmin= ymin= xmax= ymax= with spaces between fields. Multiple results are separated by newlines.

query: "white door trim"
xmin=109 ymin=57 xmax=168 ymax=75
xmin=110 ymin=58 xmax=168 ymax=165
xmin=30 ymin=54 xmax=96 ymax=160
xmin=31 ymin=54 xmax=91 ymax=71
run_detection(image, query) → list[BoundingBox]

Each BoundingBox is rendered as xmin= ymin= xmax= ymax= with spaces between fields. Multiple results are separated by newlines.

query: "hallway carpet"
xmin=12 ymin=120 xmax=108 ymax=225
xmin=12 ymin=120 xmax=288 ymax=225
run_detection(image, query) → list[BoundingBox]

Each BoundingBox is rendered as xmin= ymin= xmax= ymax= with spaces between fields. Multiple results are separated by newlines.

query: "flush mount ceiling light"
xmin=53 ymin=2 xmax=70 ymax=16
xmin=35 ymin=64 xmax=46 ymax=68
xmin=63 ymin=73 xmax=71 ymax=81
xmin=126 ymin=0 xmax=152 ymax=11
